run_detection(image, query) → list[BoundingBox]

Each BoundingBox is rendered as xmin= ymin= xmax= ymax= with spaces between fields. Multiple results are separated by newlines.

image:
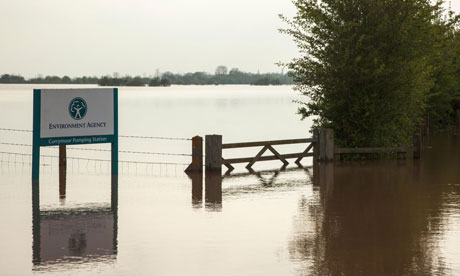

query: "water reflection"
xmin=32 ymin=179 xmax=118 ymax=269
xmin=188 ymin=172 xmax=203 ymax=208
xmin=224 ymin=166 xmax=315 ymax=187
xmin=187 ymin=171 xmax=223 ymax=210
xmin=195 ymin=167 xmax=314 ymax=211
xmin=205 ymin=172 xmax=223 ymax=211
xmin=290 ymin=136 xmax=460 ymax=276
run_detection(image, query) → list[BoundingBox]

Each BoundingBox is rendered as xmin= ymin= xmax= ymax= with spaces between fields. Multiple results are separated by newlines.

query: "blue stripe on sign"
xmin=40 ymin=135 xmax=115 ymax=146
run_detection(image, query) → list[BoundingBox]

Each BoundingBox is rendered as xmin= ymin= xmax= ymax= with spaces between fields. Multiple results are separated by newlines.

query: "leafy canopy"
xmin=282 ymin=0 xmax=458 ymax=146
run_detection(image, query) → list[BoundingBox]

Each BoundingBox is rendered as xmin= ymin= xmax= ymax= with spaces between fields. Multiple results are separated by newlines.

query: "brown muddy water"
xmin=0 ymin=84 xmax=459 ymax=276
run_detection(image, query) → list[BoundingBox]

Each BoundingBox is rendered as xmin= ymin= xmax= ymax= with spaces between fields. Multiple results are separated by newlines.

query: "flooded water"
xmin=0 ymin=84 xmax=459 ymax=276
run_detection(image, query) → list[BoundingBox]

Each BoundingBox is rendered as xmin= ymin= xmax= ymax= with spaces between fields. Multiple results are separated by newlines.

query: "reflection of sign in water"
xmin=34 ymin=208 xmax=117 ymax=265
xmin=68 ymin=97 xmax=87 ymax=120
xmin=68 ymin=232 xmax=87 ymax=255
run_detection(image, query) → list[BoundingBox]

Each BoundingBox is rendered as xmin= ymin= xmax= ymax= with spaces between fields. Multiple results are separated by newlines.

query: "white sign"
xmin=40 ymin=89 xmax=114 ymax=138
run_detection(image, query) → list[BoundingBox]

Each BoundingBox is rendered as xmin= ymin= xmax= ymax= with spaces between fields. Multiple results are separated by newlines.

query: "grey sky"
xmin=1 ymin=0 xmax=459 ymax=77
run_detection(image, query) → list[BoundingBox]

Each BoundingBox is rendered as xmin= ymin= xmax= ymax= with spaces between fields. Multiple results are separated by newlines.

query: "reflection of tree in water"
xmin=289 ymin=137 xmax=460 ymax=276
xmin=68 ymin=232 xmax=87 ymax=256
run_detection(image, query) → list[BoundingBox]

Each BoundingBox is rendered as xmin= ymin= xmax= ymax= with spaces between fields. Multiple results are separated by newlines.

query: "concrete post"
xmin=313 ymin=129 xmax=319 ymax=162
xmin=312 ymin=129 xmax=320 ymax=186
xmin=185 ymin=136 xmax=203 ymax=173
xmin=205 ymin=135 xmax=222 ymax=172
xmin=319 ymin=128 xmax=334 ymax=161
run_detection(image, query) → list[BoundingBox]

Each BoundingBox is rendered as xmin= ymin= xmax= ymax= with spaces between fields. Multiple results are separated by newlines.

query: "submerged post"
xmin=205 ymin=135 xmax=222 ymax=172
xmin=185 ymin=136 xmax=203 ymax=173
xmin=59 ymin=145 xmax=67 ymax=199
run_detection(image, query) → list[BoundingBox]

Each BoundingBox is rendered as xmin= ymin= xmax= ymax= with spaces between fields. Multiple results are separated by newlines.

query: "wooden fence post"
xmin=185 ymin=136 xmax=203 ymax=173
xmin=414 ymin=132 xmax=421 ymax=159
xmin=205 ymin=135 xmax=222 ymax=172
xmin=457 ymin=109 xmax=460 ymax=135
xmin=319 ymin=129 xmax=334 ymax=161
xmin=59 ymin=145 xmax=66 ymax=199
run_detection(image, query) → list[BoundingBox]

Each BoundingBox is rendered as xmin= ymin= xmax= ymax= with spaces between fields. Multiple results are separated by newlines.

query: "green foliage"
xmin=251 ymin=77 xmax=282 ymax=86
xmin=0 ymin=74 xmax=25 ymax=83
xmin=149 ymin=77 xmax=171 ymax=87
xmin=0 ymin=74 xmax=99 ymax=84
xmin=125 ymin=76 xmax=146 ymax=86
xmin=425 ymin=14 xmax=460 ymax=130
xmin=282 ymin=0 xmax=459 ymax=146
xmin=160 ymin=70 xmax=294 ymax=85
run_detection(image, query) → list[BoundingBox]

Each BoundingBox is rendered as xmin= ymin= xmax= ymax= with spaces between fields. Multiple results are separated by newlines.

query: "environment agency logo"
xmin=68 ymin=97 xmax=87 ymax=120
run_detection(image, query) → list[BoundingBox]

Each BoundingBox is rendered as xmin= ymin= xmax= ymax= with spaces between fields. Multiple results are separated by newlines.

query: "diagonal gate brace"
xmin=295 ymin=142 xmax=314 ymax=165
xmin=246 ymin=144 xmax=289 ymax=170
xmin=223 ymin=158 xmax=235 ymax=174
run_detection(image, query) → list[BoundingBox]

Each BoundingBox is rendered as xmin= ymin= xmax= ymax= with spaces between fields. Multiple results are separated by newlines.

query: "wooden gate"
xmin=221 ymin=137 xmax=317 ymax=172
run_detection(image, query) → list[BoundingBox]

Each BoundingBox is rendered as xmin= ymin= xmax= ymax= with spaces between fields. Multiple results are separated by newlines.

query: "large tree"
xmin=425 ymin=12 xmax=460 ymax=130
xmin=282 ymin=0 xmax=450 ymax=147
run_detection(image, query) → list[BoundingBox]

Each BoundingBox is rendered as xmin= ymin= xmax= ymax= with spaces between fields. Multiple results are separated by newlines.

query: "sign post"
xmin=32 ymin=88 xmax=118 ymax=181
xmin=31 ymin=88 xmax=118 ymax=265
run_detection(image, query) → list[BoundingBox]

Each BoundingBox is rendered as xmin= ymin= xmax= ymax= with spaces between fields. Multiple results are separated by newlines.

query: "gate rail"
xmin=221 ymin=138 xmax=317 ymax=172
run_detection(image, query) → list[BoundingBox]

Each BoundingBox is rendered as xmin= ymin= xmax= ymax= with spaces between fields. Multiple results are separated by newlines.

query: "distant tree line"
xmin=0 ymin=67 xmax=295 ymax=87
xmin=0 ymin=74 xmax=99 ymax=84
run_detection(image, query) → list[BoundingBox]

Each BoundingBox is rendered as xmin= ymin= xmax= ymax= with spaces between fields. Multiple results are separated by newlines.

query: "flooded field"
xmin=0 ymin=84 xmax=459 ymax=276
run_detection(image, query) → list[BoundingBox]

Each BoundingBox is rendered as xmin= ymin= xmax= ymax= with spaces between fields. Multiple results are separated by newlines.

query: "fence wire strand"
xmin=0 ymin=128 xmax=192 ymax=141
xmin=119 ymin=135 xmax=191 ymax=141
xmin=0 ymin=142 xmax=192 ymax=156
xmin=0 ymin=151 xmax=189 ymax=166
xmin=0 ymin=128 xmax=33 ymax=133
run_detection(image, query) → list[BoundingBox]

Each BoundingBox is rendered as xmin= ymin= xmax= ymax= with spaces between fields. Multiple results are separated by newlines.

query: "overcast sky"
xmin=1 ymin=0 xmax=459 ymax=77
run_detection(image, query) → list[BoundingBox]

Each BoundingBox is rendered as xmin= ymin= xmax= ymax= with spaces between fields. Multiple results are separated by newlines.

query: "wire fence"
xmin=0 ymin=127 xmax=193 ymax=175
